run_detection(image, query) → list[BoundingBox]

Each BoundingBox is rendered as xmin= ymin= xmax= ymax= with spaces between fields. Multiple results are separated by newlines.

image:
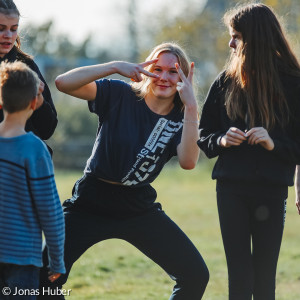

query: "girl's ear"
xmin=30 ymin=97 xmax=38 ymax=111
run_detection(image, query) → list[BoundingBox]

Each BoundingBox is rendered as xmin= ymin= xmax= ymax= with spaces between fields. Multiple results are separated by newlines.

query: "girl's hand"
xmin=116 ymin=59 xmax=159 ymax=82
xmin=220 ymin=127 xmax=247 ymax=147
xmin=175 ymin=62 xmax=197 ymax=107
xmin=36 ymin=80 xmax=45 ymax=109
xmin=245 ymin=127 xmax=274 ymax=150
xmin=48 ymin=271 xmax=61 ymax=283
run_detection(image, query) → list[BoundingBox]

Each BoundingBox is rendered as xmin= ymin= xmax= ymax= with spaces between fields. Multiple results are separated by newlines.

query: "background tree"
xmin=150 ymin=0 xmax=300 ymax=91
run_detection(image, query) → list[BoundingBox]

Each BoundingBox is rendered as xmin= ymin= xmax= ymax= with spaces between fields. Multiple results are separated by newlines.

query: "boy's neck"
xmin=0 ymin=111 xmax=30 ymax=138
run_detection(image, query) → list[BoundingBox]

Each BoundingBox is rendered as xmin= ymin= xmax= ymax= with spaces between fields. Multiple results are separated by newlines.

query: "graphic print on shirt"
xmin=121 ymin=117 xmax=182 ymax=185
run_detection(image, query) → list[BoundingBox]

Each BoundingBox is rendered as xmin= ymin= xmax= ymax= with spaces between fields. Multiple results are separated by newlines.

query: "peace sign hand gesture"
xmin=175 ymin=62 xmax=197 ymax=108
xmin=116 ymin=59 xmax=159 ymax=82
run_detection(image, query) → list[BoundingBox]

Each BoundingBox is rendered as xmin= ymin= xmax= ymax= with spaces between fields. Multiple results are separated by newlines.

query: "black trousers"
xmin=216 ymin=181 xmax=287 ymax=300
xmin=39 ymin=176 xmax=209 ymax=299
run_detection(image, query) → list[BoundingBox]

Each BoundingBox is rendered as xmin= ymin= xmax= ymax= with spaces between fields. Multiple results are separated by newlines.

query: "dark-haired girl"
xmin=0 ymin=0 xmax=57 ymax=146
xmin=198 ymin=3 xmax=300 ymax=300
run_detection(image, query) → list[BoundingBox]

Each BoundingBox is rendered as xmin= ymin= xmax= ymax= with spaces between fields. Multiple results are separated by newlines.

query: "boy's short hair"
xmin=0 ymin=61 xmax=40 ymax=113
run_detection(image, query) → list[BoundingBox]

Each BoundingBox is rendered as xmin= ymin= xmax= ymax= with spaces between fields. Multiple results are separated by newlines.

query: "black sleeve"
xmin=271 ymin=84 xmax=300 ymax=165
xmin=197 ymin=76 xmax=227 ymax=158
xmin=88 ymin=79 xmax=130 ymax=119
xmin=25 ymin=60 xmax=58 ymax=140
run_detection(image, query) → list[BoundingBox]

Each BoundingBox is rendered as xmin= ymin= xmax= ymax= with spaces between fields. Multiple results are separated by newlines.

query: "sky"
xmin=14 ymin=0 xmax=206 ymax=48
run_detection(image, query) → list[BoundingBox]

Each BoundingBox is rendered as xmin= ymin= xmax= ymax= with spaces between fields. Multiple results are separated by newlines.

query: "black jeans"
xmin=216 ymin=181 xmax=287 ymax=300
xmin=39 ymin=177 xmax=209 ymax=299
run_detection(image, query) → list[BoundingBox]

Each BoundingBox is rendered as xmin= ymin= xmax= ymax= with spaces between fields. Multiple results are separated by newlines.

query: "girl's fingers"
xmin=248 ymin=133 xmax=266 ymax=144
xmin=131 ymin=70 xmax=158 ymax=82
xmin=129 ymin=59 xmax=160 ymax=80
xmin=226 ymin=136 xmax=243 ymax=145
xmin=227 ymin=140 xmax=242 ymax=146
xmin=245 ymin=128 xmax=260 ymax=138
xmin=227 ymin=131 xmax=246 ymax=141
xmin=131 ymin=73 xmax=143 ymax=82
xmin=245 ymin=127 xmax=267 ymax=138
xmin=187 ymin=62 xmax=194 ymax=82
xmin=254 ymin=137 xmax=266 ymax=144
xmin=248 ymin=135 xmax=259 ymax=145
xmin=136 ymin=73 xmax=143 ymax=82
xmin=229 ymin=127 xmax=246 ymax=137
xmin=175 ymin=63 xmax=187 ymax=82
xmin=139 ymin=59 xmax=159 ymax=68
xmin=140 ymin=69 xmax=159 ymax=78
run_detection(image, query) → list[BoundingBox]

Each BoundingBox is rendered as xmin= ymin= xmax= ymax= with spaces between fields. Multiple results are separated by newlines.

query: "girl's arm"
xmin=175 ymin=63 xmax=200 ymax=169
xmin=198 ymin=76 xmax=227 ymax=158
xmin=55 ymin=60 xmax=158 ymax=101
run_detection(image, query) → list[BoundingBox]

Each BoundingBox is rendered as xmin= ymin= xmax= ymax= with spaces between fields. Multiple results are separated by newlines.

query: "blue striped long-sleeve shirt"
xmin=0 ymin=132 xmax=65 ymax=273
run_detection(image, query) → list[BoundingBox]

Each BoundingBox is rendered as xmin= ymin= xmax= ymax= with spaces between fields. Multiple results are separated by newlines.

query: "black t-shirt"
xmin=84 ymin=79 xmax=184 ymax=186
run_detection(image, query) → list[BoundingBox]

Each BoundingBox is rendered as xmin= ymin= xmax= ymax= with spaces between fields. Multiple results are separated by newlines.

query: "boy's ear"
xmin=30 ymin=97 xmax=38 ymax=111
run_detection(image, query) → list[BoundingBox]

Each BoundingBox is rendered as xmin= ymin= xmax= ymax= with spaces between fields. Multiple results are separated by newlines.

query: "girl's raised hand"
xmin=175 ymin=62 xmax=196 ymax=107
xmin=116 ymin=59 xmax=159 ymax=82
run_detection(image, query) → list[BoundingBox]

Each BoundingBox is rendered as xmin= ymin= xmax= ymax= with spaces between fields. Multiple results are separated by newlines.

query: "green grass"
xmin=54 ymin=162 xmax=300 ymax=299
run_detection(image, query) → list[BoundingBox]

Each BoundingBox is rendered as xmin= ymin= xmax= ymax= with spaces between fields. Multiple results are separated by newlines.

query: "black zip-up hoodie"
xmin=198 ymin=71 xmax=300 ymax=187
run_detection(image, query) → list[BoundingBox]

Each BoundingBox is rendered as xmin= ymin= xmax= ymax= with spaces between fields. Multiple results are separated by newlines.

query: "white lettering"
xmin=145 ymin=118 xmax=168 ymax=150
xmin=152 ymin=142 xmax=167 ymax=154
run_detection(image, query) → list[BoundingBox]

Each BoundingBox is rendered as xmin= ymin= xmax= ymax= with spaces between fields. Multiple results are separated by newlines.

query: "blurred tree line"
xmin=21 ymin=0 xmax=300 ymax=169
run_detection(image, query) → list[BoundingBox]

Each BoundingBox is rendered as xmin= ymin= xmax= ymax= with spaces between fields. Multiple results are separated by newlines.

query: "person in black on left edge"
xmin=0 ymin=0 xmax=57 ymax=152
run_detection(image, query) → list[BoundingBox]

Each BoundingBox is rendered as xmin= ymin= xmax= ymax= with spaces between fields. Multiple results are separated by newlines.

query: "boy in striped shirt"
xmin=0 ymin=61 xmax=65 ymax=298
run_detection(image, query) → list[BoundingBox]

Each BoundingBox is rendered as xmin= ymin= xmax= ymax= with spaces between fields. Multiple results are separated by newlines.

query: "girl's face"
xmin=148 ymin=52 xmax=180 ymax=102
xmin=229 ymin=27 xmax=242 ymax=54
xmin=0 ymin=13 xmax=19 ymax=58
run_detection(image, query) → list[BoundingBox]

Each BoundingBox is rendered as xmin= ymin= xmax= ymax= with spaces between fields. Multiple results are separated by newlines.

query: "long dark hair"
xmin=224 ymin=3 xmax=300 ymax=130
xmin=0 ymin=0 xmax=31 ymax=59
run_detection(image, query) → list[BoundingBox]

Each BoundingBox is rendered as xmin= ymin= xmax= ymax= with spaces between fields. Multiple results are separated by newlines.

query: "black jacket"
xmin=0 ymin=47 xmax=57 ymax=140
xmin=198 ymin=71 xmax=300 ymax=187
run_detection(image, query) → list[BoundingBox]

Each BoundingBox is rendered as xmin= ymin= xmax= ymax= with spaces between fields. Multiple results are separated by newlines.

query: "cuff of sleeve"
xmin=216 ymin=134 xmax=224 ymax=147
xmin=48 ymin=255 xmax=66 ymax=274
xmin=88 ymin=99 xmax=95 ymax=113
xmin=48 ymin=263 xmax=66 ymax=274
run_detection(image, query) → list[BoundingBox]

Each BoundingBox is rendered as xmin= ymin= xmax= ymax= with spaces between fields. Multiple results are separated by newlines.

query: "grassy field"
xmin=54 ymin=161 xmax=300 ymax=300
